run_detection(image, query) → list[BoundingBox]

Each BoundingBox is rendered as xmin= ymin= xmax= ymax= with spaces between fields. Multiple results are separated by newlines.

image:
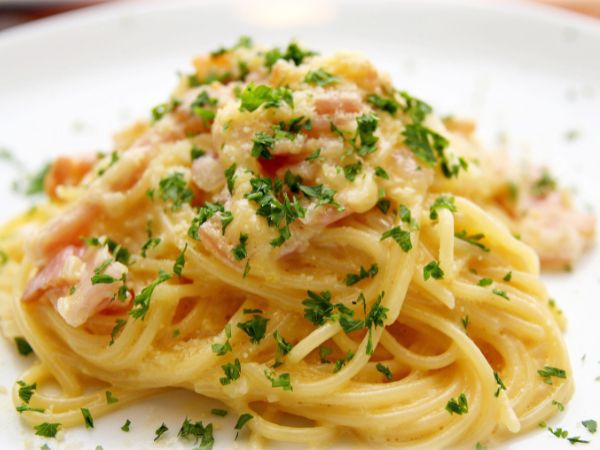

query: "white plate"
xmin=0 ymin=0 xmax=599 ymax=448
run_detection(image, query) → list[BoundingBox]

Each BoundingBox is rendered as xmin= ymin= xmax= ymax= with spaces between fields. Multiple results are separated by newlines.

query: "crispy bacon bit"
xmin=44 ymin=155 xmax=96 ymax=200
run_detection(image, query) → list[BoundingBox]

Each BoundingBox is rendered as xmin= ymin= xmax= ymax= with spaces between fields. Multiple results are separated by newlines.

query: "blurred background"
xmin=0 ymin=0 xmax=599 ymax=31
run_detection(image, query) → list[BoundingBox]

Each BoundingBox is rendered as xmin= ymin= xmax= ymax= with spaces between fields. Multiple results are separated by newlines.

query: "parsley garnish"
xmin=365 ymin=292 xmax=388 ymax=355
xmin=264 ymin=42 xmax=317 ymax=69
xmin=237 ymin=314 xmax=268 ymax=343
xmin=376 ymin=198 xmax=391 ymax=214
xmin=188 ymin=202 xmax=226 ymax=240
xmin=191 ymin=145 xmax=206 ymax=160
xmin=190 ymin=91 xmax=218 ymax=123
xmin=158 ymin=172 xmax=193 ymax=211
xmin=34 ymin=422 xmax=60 ymax=438
xmin=154 ymin=423 xmax=168 ymax=441
xmin=299 ymin=183 xmax=341 ymax=209
xmin=141 ymin=221 xmax=161 ymax=257
xmin=374 ymin=166 xmax=389 ymax=179
xmin=231 ymin=233 xmax=249 ymax=261
xmin=81 ymin=408 xmax=94 ymax=428
xmin=402 ymin=123 xmax=447 ymax=167
xmin=90 ymin=258 xmax=117 ymax=285
xmin=493 ymin=288 xmax=510 ymax=301
xmin=503 ymin=271 xmax=512 ymax=282
xmin=121 ymin=419 xmax=131 ymax=432
xmin=333 ymin=350 xmax=354 ymax=373
xmin=129 ymin=270 xmax=171 ymax=320
xmin=304 ymin=68 xmax=340 ymax=86
xmin=400 ymin=91 xmax=432 ymax=123
xmin=302 ymin=291 xmax=334 ymax=325
xmin=429 ymin=195 xmax=456 ymax=220
xmin=367 ymin=93 xmax=399 ymax=115
xmin=455 ymin=230 xmax=490 ymax=252
xmin=16 ymin=404 xmax=45 ymax=414
xmin=423 ymin=261 xmax=444 ymax=280
xmin=224 ymin=163 xmax=236 ymax=194
xmin=212 ymin=324 xmax=232 ymax=356
xmin=105 ymin=391 xmax=118 ymax=404
xmin=264 ymin=370 xmax=293 ymax=391
xmin=547 ymin=426 xmax=590 ymax=444
xmin=446 ymin=393 xmax=468 ymax=415
xmin=273 ymin=330 xmax=292 ymax=365
xmin=353 ymin=113 xmax=379 ymax=156
xmin=17 ymin=380 xmax=36 ymax=403
xmin=531 ymin=171 xmax=556 ymax=196
xmin=212 ymin=408 xmax=228 ymax=417
xmin=239 ymin=84 xmax=293 ymax=112
xmin=478 ymin=278 xmax=493 ymax=287
xmin=538 ymin=366 xmax=566 ymax=385
xmin=552 ymin=399 xmax=565 ymax=411
xmin=376 ymin=363 xmax=393 ymax=380
xmin=345 ymin=263 xmax=378 ymax=286
xmin=461 ymin=315 xmax=469 ymax=330
xmin=14 ymin=337 xmax=33 ymax=356
xmin=109 ymin=319 xmax=127 ymax=345
xmin=381 ymin=226 xmax=412 ymax=252
xmin=173 ymin=243 xmax=187 ymax=276
xmin=494 ymin=372 xmax=506 ymax=397
xmin=305 ymin=148 xmax=321 ymax=161
xmin=251 ymin=132 xmax=275 ymax=160
xmin=235 ymin=413 xmax=253 ymax=433
xmin=220 ymin=358 xmax=241 ymax=385
xmin=582 ymin=420 xmax=597 ymax=434
xmin=319 ymin=346 xmax=332 ymax=363
xmin=178 ymin=417 xmax=213 ymax=445
xmin=343 ymin=161 xmax=362 ymax=182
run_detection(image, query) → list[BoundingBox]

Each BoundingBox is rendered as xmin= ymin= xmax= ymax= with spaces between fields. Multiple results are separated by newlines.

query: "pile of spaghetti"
xmin=0 ymin=39 xmax=595 ymax=449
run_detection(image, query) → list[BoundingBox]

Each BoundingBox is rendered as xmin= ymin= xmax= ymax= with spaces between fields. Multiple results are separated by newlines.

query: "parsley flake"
xmin=129 ymin=270 xmax=171 ymax=320
xmin=158 ymin=172 xmax=193 ymax=211
xmin=538 ymin=366 xmax=567 ymax=385
xmin=237 ymin=315 xmax=268 ymax=343
xmin=446 ymin=393 xmax=468 ymax=415
xmin=14 ymin=337 xmax=33 ymax=356
xmin=423 ymin=260 xmax=444 ymax=281
xmin=381 ymin=226 xmax=412 ymax=252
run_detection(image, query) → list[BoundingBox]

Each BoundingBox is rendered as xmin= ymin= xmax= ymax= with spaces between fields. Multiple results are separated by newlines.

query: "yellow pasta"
xmin=1 ymin=38 xmax=593 ymax=448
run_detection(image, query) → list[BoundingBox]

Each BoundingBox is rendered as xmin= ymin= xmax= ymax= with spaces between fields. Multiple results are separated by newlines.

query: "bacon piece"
xmin=44 ymin=155 xmax=96 ymax=200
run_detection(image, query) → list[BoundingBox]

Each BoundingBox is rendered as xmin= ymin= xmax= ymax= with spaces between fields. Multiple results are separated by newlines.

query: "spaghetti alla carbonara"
xmin=0 ymin=38 xmax=595 ymax=449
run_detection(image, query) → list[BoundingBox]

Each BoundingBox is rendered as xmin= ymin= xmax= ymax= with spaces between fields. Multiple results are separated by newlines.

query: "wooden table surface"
xmin=0 ymin=0 xmax=598 ymax=32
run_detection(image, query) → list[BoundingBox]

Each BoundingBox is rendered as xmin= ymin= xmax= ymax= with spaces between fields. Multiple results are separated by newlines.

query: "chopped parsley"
xmin=298 ymin=183 xmax=341 ymax=209
xmin=376 ymin=198 xmax=391 ymax=214
xmin=251 ymin=131 xmax=275 ymax=160
xmin=265 ymin=370 xmax=293 ymax=391
xmin=129 ymin=270 xmax=171 ymax=320
xmin=173 ymin=243 xmax=187 ymax=276
xmin=105 ymin=391 xmax=118 ymax=404
xmin=239 ymin=83 xmax=293 ymax=112
xmin=237 ymin=314 xmax=268 ymax=343
xmin=212 ymin=408 xmax=228 ymax=417
xmin=302 ymin=291 xmax=334 ymax=326
xmin=365 ymin=292 xmax=388 ymax=355
xmin=191 ymin=145 xmax=206 ymax=160
xmin=478 ymin=278 xmax=493 ymax=287
xmin=455 ymin=230 xmax=490 ymax=252
xmin=14 ymin=337 xmax=33 ymax=356
xmin=81 ymin=408 xmax=94 ymax=429
xmin=319 ymin=346 xmax=333 ymax=363
xmin=190 ymin=91 xmax=218 ymax=123
xmin=220 ymin=359 xmax=241 ymax=385
xmin=552 ymin=399 xmax=565 ymax=411
xmin=16 ymin=404 xmax=45 ymax=414
xmin=367 ymin=93 xmax=399 ymax=115
xmin=224 ymin=163 xmax=237 ymax=195
xmin=304 ymin=68 xmax=340 ymax=86
xmin=158 ymin=172 xmax=193 ymax=211
xmin=231 ymin=233 xmax=249 ymax=261
xmin=343 ymin=161 xmax=363 ymax=182
xmin=353 ymin=113 xmax=379 ymax=156
xmin=235 ymin=413 xmax=254 ymax=433
xmin=90 ymin=258 xmax=117 ymax=285
xmin=429 ymin=195 xmax=456 ymax=220
xmin=445 ymin=393 xmax=468 ymax=415
xmin=493 ymin=289 xmax=510 ymax=301
xmin=34 ymin=422 xmax=60 ymax=438
xmin=305 ymin=148 xmax=321 ymax=161
xmin=188 ymin=201 xmax=226 ymax=239
xmin=400 ymin=91 xmax=432 ymax=124
xmin=582 ymin=420 xmax=597 ymax=434
xmin=423 ymin=260 xmax=444 ymax=281
xmin=538 ymin=366 xmax=566 ymax=385
xmin=547 ymin=426 xmax=590 ymax=444
xmin=374 ymin=166 xmax=389 ymax=179
xmin=178 ymin=417 xmax=214 ymax=446
xmin=531 ymin=171 xmax=556 ymax=196
xmin=494 ymin=372 xmax=506 ymax=397
xmin=345 ymin=263 xmax=378 ymax=286
xmin=273 ymin=330 xmax=292 ymax=365
xmin=17 ymin=380 xmax=36 ymax=403
xmin=121 ymin=419 xmax=131 ymax=432
xmin=381 ymin=226 xmax=412 ymax=252
xmin=333 ymin=350 xmax=354 ymax=373
xmin=503 ymin=271 xmax=512 ymax=282
xmin=109 ymin=319 xmax=127 ymax=345
xmin=154 ymin=423 xmax=168 ymax=441
xmin=461 ymin=315 xmax=469 ymax=330
xmin=376 ymin=363 xmax=393 ymax=381
xmin=151 ymin=99 xmax=179 ymax=122
xmin=212 ymin=324 xmax=233 ymax=356
xmin=141 ymin=222 xmax=161 ymax=257
xmin=264 ymin=42 xmax=317 ymax=69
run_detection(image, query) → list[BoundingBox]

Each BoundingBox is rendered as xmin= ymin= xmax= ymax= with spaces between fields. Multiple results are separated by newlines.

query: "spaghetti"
xmin=0 ymin=39 xmax=594 ymax=448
